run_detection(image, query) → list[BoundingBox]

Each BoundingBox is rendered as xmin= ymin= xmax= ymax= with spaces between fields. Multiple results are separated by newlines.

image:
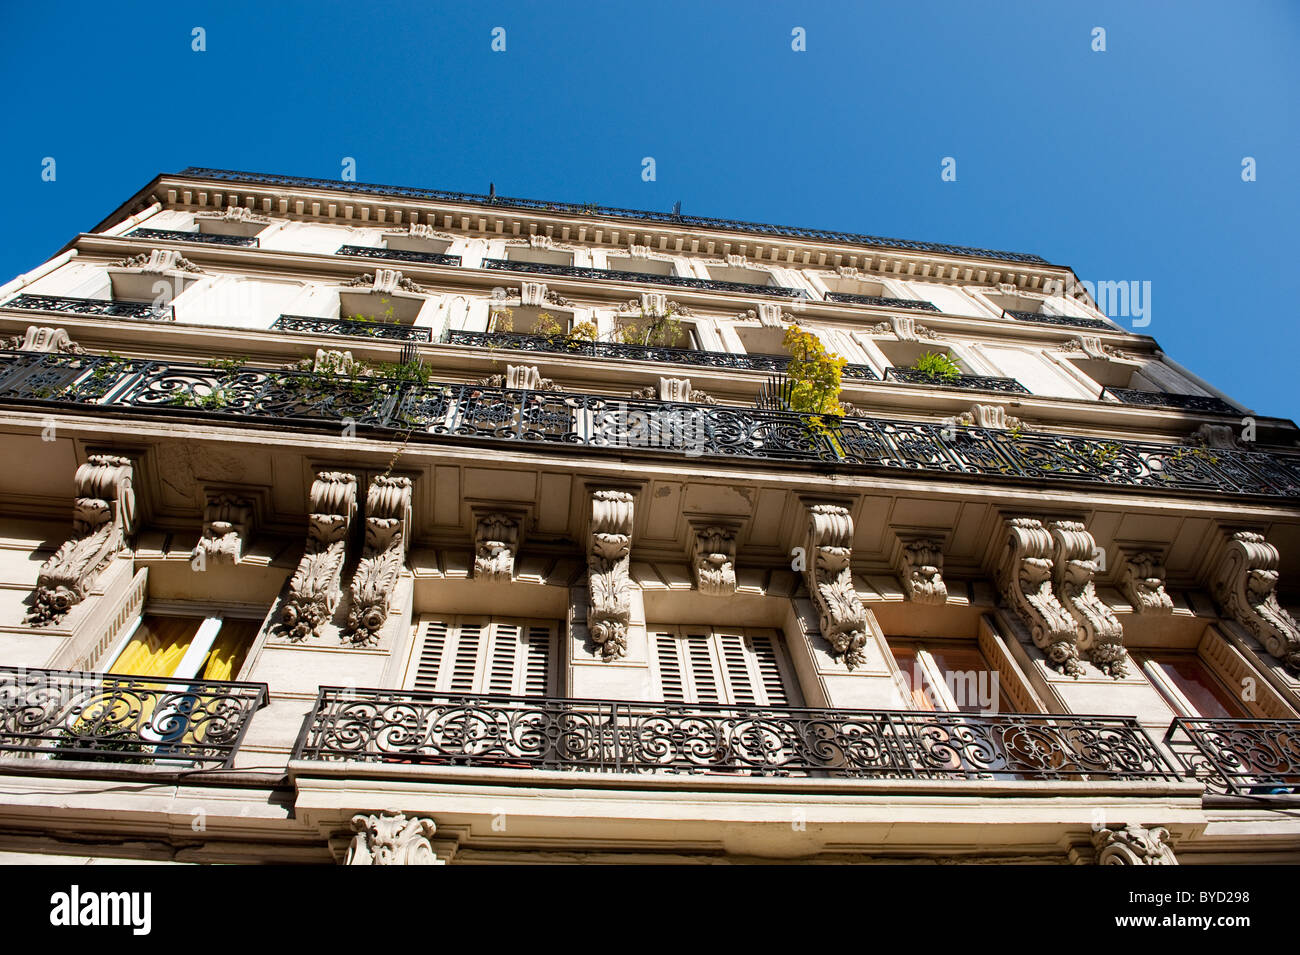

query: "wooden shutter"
xmin=408 ymin=616 xmax=555 ymax=696
xmin=651 ymin=626 xmax=795 ymax=706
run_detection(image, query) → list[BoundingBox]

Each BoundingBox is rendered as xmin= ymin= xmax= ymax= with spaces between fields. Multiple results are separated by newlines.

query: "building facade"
xmin=0 ymin=167 xmax=1297 ymax=864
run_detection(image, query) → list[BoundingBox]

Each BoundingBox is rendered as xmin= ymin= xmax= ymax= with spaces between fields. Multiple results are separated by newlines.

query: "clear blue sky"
xmin=1 ymin=1 xmax=1296 ymax=420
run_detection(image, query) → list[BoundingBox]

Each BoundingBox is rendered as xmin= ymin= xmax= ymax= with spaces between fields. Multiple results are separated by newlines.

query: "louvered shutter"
xmin=652 ymin=626 xmax=797 ymax=706
xmin=411 ymin=619 xmax=450 ymax=692
xmin=747 ymin=630 xmax=792 ymax=707
xmin=408 ymin=616 xmax=555 ymax=697
xmin=652 ymin=630 xmax=687 ymax=702
xmin=446 ymin=618 xmax=486 ymax=693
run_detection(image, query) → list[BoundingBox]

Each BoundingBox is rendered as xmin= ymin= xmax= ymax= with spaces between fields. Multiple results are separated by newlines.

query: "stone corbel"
xmin=804 ymin=504 xmax=868 ymax=669
xmin=993 ymin=518 xmax=1083 ymax=677
xmin=3 ymin=325 xmax=85 ymax=354
xmin=473 ymin=510 xmax=522 ymax=582
xmin=1210 ymin=531 xmax=1300 ymax=673
xmin=1058 ymin=336 xmax=1131 ymax=360
xmin=193 ymin=491 xmax=254 ymax=565
xmin=894 ymin=537 xmax=947 ymax=605
xmin=343 ymin=269 xmax=426 ymax=294
xmin=196 ymin=205 xmax=270 ymax=225
xmin=756 ymin=303 xmax=785 ymax=328
xmin=587 ymin=489 xmax=635 ymax=661
xmin=1049 ymin=521 xmax=1128 ymax=677
xmin=1118 ymin=549 xmax=1174 ymax=615
xmin=520 ymin=282 xmax=549 ymax=307
xmin=629 ymin=377 xmax=714 ymax=405
xmin=345 ymin=475 xmax=413 ymax=646
xmin=278 ymin=471 xmax=358 ymax=643
xmin=346 ymin=811 xmax=445 ymax=865
xmin=1091 ymin=825 xmax=1179 ymax=865
xmin=113 ymin=249 xmax=204 ymax=274
xmin=689 ymin=523 xmax=737 ymax=596
xmin=868 ymin=316 xmax=939 ymax=342
xmin=944 ymin=403 xmax=1022 ymax=431
xmin=26 ymin=454 xmax=135 ymax=627
xmin=1190 ymin=423 xmax=1241 ymax=450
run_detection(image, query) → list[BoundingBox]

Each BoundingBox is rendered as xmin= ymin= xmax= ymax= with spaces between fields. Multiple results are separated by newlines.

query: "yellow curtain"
xmin=109 ymin=616 xmax=202 ymax=678
xmin=199 ymin=619 xmax=258 ymax=681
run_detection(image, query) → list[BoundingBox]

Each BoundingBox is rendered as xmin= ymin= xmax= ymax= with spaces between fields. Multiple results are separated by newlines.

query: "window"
xmin=705 ymin=264 xmax=775 ymax=287
xmin=504 ymin=246 xmax=575 ymax=268
xmin=107 ymin=613 xmax=260 ymax=681
xmin=607 ymin=255 xmax=675 ymax=277
xmin=889 ymin=640 xmax=1009 ymax=714
xmin=1134 ymin=651 xmax=1248 ymax=719
xmin=648 ymin=626 xmax=798 ymax=707
xmin=403 ymin=616 xmax=558 ymax=696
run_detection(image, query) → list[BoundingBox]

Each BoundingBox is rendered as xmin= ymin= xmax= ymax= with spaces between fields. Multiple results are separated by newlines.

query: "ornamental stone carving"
xmin=278 ymin=472 xmax=358 ymax=643
xmin=287 ymin=349 xmax=368 ymax=377
xmin=1118 ymin=550 xmax=1174 ymax=615
xmin=345 ymin=475 xmax=413 ymax=646
xmin=630 ymin=377 xmax=715 ymax=404
xmin=1092 ymin=824 xmax=1179 ymax=865
xmin=474 ymin=511 xmax=521 ymax=582
xmin=1050 ymin=521 xmax=1128 ymax=677
xmin=3 ymin=325 xmax=85 ymax=354
xmin=385 ymin=222 xmax=453 ymax=242
xmin=113 ymin=249 xmax=203 ymax=273
xmin=617 ymin=294 xmax=692 ymax=317
xmin=587 ymin=490 xmax=634 ymax=661
xmin=26 ymin=455 xmax=135 ymax=627
xmin=193 ymin=492 xmax=253 ymax=565
xmin=343 ymin=270 xmax=426 ymax=294
xmin=346 ymin=812 xmax=444 ymax=866
xmin=477 ymin=364 xmax=558 ymax=391
xmin=1210 ymin=531 xmax=1300 ymax=673
xmin=805 ymin=504 xmax=868 ymax=669
xmin=868 ymin=316 xmax=939 ymax=342
xmin=994 ymin=518 xmax=1083 ymax=677
xmin=1190 ymin=423 xmax=1241 ymax=450
xmin=196 ymin=205 xmax=270 ymax=224
xmin=1058 ymin=336 xmax=1131 ymax=361
xmin=896 ymin=538 xmax=947 ymax=605
xmin=689 ymin=524 xmax=737 ymax=596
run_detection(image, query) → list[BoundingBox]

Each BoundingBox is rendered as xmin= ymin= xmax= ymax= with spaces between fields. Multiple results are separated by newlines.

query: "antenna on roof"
xmin=488 ymin=182 xmax=496 ymax=201
xmin=671 ymin=200 xmax=682 ymax=218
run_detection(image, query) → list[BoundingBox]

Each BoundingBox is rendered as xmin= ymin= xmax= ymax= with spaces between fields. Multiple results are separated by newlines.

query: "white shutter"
xmin=651 ymin=626 xmax=796 ymax=706
xmin=410 ymin=619 xmax=451 ymax=692
xmin=747 ymin=630 xmax=794 ymax=707
xmin=408 ymin=616 xmax=555 ymax=696
xmin=717 ymin=630 xmax=758 ymax=705
xmin=652 ymin=629 xmax=687 ymax=703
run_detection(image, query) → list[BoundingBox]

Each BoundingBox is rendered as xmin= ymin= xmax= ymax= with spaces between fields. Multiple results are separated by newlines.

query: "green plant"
xmin=1087 ymin=441 xmax=1122 ymax=468
xmin=51 ymin=725 xmax=152 ymax=764
xmin=908 ymin=351 xmax=962 ymax=382
xmin=781 ymin=324 xmax=848 ymax=453
xmin=489 ymin=307 xmax=514 ymax=334
xmin=345 ymin=297 xmax=398 ymax=325
xmin=532 ymin=311 xmax=565 ymax=338
xmin=568 ymin=320 xmax=598 ymax=342
xmin=620 ymin=304 xmax=687 ymax=348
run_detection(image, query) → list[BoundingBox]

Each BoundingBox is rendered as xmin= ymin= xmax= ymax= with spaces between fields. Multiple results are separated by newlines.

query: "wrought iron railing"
xmin=442 ymin=329 xmax=880 ymax=380
xmin=128 ymin=227 xmax=259 ymax=248
xmin=178 ymin=167 xmax=1050 ymax=265
xmin=337 ymin=244 xmax=462 ymax=267
xmin=1101 ymin=387 xmax=1238 ymax=416
xmin=1004 ymin=309 xmax=1112 ymax=331
xmin=2 ymin=293 xmax=173 ymax=322
xmin=273 ymin=315 xmax=433 ymax=342
xmin=884 ymin=367 xmax=1031 ymax=395
xmin=292 ymin=687 xmax=1180 ymax=781
xmin=0 ymin=666 xmax=268 ymax=770
xmin=1 ymin=349 xmax=1298 ymax=498
xmin=1164 ymin=718 xmax=1300 ymax=796
xmin=481 ymin=257 xmax=808 ymax=298
xmin=824 ymin=291 xmax=939 ymax=311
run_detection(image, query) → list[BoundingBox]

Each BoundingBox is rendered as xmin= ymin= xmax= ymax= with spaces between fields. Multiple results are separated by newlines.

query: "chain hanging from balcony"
xmin=128 ymin=227 xmax=259 ymax=248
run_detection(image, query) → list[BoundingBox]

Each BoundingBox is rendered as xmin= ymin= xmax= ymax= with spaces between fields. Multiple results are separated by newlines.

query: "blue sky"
xmin=1 ymin=1 xmax=1296 ymax=420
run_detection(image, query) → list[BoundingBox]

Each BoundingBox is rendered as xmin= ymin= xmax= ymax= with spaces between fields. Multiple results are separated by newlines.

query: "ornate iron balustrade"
xmin=884 ymin=366 xmax=1031 ymax=395
xmin=0 ymin=665 xmax=268 ymax=770
xmin=337 ymin=244 xmax=462 ymax=267
xmin=273 ymin=315 xmax=433 ymax=342
xmin=179 ymin=168 xmax=1050 ymax=265
xmin=1164 ymin=718 xmax=1300 ymax=796
xmin=128 ymin=227 xmax=259 ymax=248
xmin=481 ymin=257 xmax=808 ymax=298
xmin=2 ymin=349 xmax=1298 ymax=499
xmin=1004 ymin=309 xmax=1112 ymax=331
xmin=2 ymin=293 xmax=173 ymax=322
xmin=1101 ymin=387 xmax=1238 ymax=415
xmin=824 ymin=291 xmax=939 ymax=311
xmin=442 ymin=328 xmax=880 ymax=380
xmin=292 ymin=687 xmax=1180 ymax=781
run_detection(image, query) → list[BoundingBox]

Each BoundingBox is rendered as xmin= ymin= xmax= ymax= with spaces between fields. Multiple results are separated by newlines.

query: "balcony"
xmin=824 ymin=291 xmax=938 ymax=311
xmin=128 ymin=227 xmax=259 ymax=248
xmin=0 ymin=666 xmax=268 ymax=771
xmin=1164 ymin=718 xmax=1300 ymax=796
xmin=1 ymin=349 xmax=1298 ymax=499
xmin=443 ymin=328 xmax=880 ymax=380
xmin=273 ymin=314 xmax=433 ymax=342
xmin=337 ymin=244 xmax=462 ymax=267
xmin=1004 ymin=309 xmax=1112 ymax=331
xmin=1101 ymin=386 xmax=1238 ymax=416
xmin=884 ymin=366 xmax=1031 ymax=395
xmin=2 ymin=293 xmax=173 ymax=322
xmin=481 ymin=257 xmax=809 ymax=298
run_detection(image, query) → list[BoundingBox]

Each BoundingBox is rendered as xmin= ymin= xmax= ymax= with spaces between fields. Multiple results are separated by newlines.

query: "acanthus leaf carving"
xmin=345 ymin=475 xmax=413 ymax=646
xmin=1119 ymin=550 xmax=1174 ymax=615
xmin=193 ymin=492 xmax=253 ymax=565
xmin=113 ymin=249 xmax=203 ymax=273
xmin=587 ymin=490 xmax=634 ymax=661
xmin=343 ymin=270 xmax=425 ymax=294
xmin=1091 ymin=824 xmax=1179 ymax=865
xmin=1211 ymin=531 xmax=1300 ymax=673
xmin=1049 ymin=521 xmax=1127 ymax=678
xmin=346 ymin=811 xmax=443 ymax=865
xmin=897 ymin=538 xmax=947 ymax=605
xmin=3 ymin=325 xmax=85 ymax=354
xmin=805 ymin=504 xmax=868 ymax=669
xmin=278 ymin=471 xmax=358 ymax=643
xmin=994 ymin=517 xmax=1084 ymax=677
xmin=690 ymin=524 xmax=737 ymax=596
xmin=474 ymin=511 xmax=521 ymax=582
xmin=196 ymin=205 xmax=270 ymax=224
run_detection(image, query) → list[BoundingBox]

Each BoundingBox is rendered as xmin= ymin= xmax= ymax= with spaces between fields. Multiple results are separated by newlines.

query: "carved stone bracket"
xmin=193 ymin=491 xmax=254 ymax=565
xmin=689 ymin=524 xmax=737 ymax=596
xmin=196 ymin=205 xmax=270 ymax=225
xmin=346 ymin=811 xmax=444 ymax=865
xmin=343 ymin=270 xmax=426 ymax=294
xmin=1049 ymin=521 xmax=1128 ymax=678
xmin=345 ymin=475 xmax=413 ymax=646
xmin=1058 ymin=336 xmax=1132 ymax=361
xmin=896 ymin=538 xmax=947 ymax=605
xmin=476 ymin=364 xmax=559 ymax=391
xmin=868 ymin=316 xmax=939 ymax=342
xmin=943 ymin=403 xmax=1022 ymax=432
xmin=113 ymin=249 xmax=203 ymax=273
xmin=618 ymin=294 xmax=692 ymax=317
xmin=805 ymin=504 xmax=868 ymax=669
xmin=474 ymin=511 xmax=522 ymax=582
xmin=1211 ymin=531 xmax=1300 ymax=673
xmin=1190 ymin=423 xmax=1241 ymax=450
xmin=384 ymin=222 xmax=454 ymax=242
xmin=26 ymin=455 xmax=135 ymax=627
xmin=3 ymin=325 xmax=85 ymax=354
xmin=587 ymin=490 xmax=634 ymax=661
xmin=994 ymin=518 xmax=1083 ymax=677
xmin=1118 ymin=549 xmax=1174 ymax=615
xmin=1092 ymin=824 xmax=1179 ymax=865
xmin=278 ymin=472 xmax=358 ymax=643
xmin=630 ymin=377 xmax=715 ymax=405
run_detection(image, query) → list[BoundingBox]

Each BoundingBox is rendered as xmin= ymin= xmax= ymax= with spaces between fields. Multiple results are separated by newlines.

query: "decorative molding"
xmin=196 ymin=205 xmax=270 ymax=224
xmin=1191 ymin=423 xmax=1241 ymax=450
xmin=26 ymin=455 xmax=135 ymax=627
xmin=587 ymin=489 xmax=634 ymax=661
xmin=1210 ymin=531 xmax=1300 ymax=673
xmin=1091 ymin=825 xmax=1179 ymax=865
xmin=630 ymin=377 xmax=715 ymax=404
xmin=278 ymin=471 xmax=358 ymax=643
xmin=473 ymin=511 xmax=521 ymax=582
xmin=287 ymin=348 xmax=367 ymax=376
xmin=345 ymin=475 xmax=413 ymax=646
xmin=868 ymin=315 xmax=939 ymax=342
xmin=346 ymin=811 xmax=444 ymax=866
xmin=113 ymin=249 xmax=203 ymax=273
xmin=689 ymin=524 xmax=737 ymax=596
xmin=384 ymin=222 xmax=454 ymax=242
xmin=943 ymin=403 xmax=1022 ymax=432
xmin=193 ymin=491 xmax=253 ymax=565
xmin=477 ymin=364 xmax=559 ymax=391
xmin=2 ymin=325 xmax=85 ymax=354
xmin=343 ymin=269 xmax=426 ymax=294
xmin=804 ymin=504 xmax=868 ymax=669
xmin=1049 ymin=521 xmax=1127 ymax=677
xmin=1058 ymin=336 xmax=1132 ymax=361
xmin=896 ymin=538 xmax=947 ymax=605
xmin=617 ymin=293 xmax=693 ymax=317
xmin=994 ymin=517 xmax=1083 ymax=677
xmin=1118 ymin=550 xmax=1173 ymax=615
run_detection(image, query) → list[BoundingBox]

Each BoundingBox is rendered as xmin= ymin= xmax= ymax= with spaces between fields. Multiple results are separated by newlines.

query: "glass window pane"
xmin=1148 ymin=654 xmax=1246 ymax=719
